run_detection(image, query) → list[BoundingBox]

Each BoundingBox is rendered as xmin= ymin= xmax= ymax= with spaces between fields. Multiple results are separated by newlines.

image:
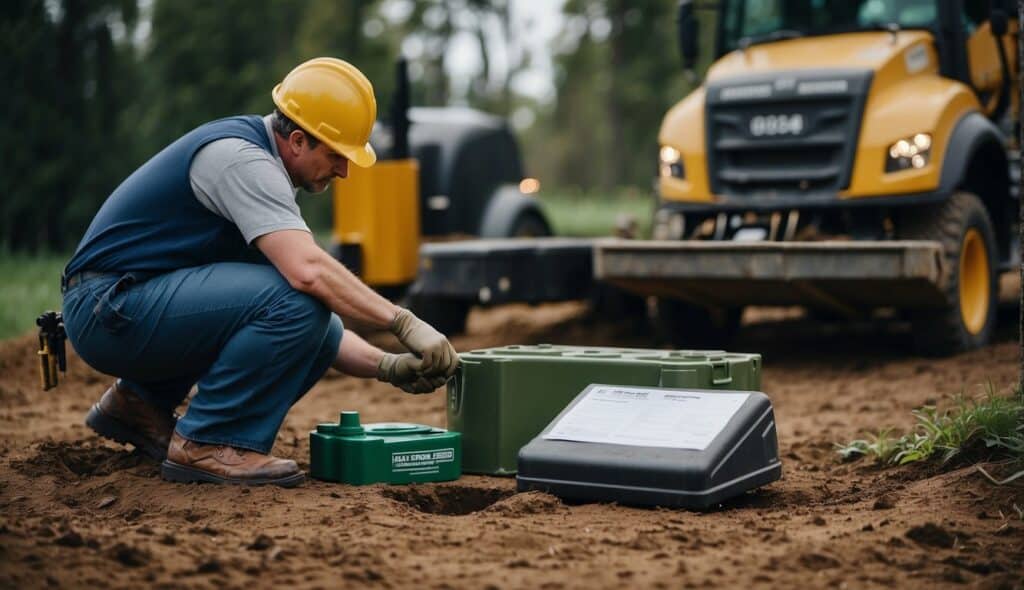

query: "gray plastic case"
xmin=516 ymin=384 xmax=782 ymax=509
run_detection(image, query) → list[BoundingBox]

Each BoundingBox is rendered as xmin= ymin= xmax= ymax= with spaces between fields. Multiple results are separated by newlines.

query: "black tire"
xmin=654 ymin=297 xmax=742 ymax=350
xmin=508 ymin=211 xmax=552 ymax=237
xmin=897 ymin=192 xmax=998 ymax=356
xmin=407 ymin=294 xmax=471 ymax=337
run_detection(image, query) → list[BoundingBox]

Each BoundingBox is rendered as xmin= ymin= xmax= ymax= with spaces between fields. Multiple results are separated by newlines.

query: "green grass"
xmin=836 ymin=385 xmax=1024 ymax=467
xmin=537 ymin=188 xmax=656 ymax=238
xmin=0 ymin=252 xmax=67 ymax=340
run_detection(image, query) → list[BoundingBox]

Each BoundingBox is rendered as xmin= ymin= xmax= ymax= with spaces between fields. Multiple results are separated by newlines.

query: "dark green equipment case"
xmin=446 ymin=345 xmax=762 ymax=475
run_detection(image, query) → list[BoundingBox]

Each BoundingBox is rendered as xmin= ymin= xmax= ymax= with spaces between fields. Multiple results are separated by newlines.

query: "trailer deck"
xmin=593 ymin=239 xmax=946 ymax=315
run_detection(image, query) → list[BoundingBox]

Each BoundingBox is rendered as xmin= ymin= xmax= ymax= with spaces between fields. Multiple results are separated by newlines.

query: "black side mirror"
xmin=677 ymin=0 xmax=699 ymax=70
xmin=991 ymin=8 xmax=1008 ymax=37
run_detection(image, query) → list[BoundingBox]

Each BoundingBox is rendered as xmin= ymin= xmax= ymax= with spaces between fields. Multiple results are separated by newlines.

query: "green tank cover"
xmin=310 ymin=411 xmax=461 ymax=485
xmin=447 ymin=345 xmax=762 ymax=475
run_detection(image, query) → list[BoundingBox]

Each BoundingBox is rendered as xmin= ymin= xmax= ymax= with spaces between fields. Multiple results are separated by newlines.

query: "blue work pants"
xmin=61 ymin=262 xmax=343 ymax=453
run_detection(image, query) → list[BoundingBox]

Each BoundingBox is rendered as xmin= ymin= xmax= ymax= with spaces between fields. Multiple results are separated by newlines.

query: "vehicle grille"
xmin=705 ymin=70 xmax=872 ymax=199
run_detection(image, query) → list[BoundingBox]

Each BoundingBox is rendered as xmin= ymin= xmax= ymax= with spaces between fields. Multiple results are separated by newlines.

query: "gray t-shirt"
xmin=189 ymin=115 xmax=310 ymax=244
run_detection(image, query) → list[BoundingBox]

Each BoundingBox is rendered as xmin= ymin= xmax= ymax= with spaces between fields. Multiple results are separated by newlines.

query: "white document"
xmin=542 ymin=385 xmax=749 ymax=450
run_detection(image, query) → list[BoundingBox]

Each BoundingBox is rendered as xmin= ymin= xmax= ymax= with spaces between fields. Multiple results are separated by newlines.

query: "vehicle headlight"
xmin=659 ymin=145 xmax=685 ymax=179
xmin=885 ymin=133 xmax=931 ymax=173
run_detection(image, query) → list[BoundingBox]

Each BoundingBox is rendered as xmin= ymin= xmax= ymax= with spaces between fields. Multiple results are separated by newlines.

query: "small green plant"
xmin=836 ymin=428 xmax=899 ymax=463
xmin=836 ymin=384 xmax=1024 ymax=466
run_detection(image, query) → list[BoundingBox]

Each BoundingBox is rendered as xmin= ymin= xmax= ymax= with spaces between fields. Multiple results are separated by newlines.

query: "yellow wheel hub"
xmin=958 ymin=228 xmax=990 ymax=335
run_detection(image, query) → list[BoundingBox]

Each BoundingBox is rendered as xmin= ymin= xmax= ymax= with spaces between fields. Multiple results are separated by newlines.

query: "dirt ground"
xmin=1 ymin=277 xmax=1022 ymax=589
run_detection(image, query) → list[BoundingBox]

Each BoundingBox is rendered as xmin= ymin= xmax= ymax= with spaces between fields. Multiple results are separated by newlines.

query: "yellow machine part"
xmin=844 ymin=42 xmax=977 ymax=198
xmin=967 ymin=19 xmax=1020 ymax=119
xmin=332 ymin=159 xmax=420 ymax=287
xmin=659 ymin=87 xmax=712 ymax=203
xmin=658 ymin=25 xmax=1018 ymax=204
xmin=959 ymin=227 xmax=991 ymax=335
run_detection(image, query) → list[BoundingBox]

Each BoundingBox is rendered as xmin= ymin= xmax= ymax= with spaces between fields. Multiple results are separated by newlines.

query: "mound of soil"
xmin=0 ymin=277 xmax=1021 ymax=588
xmin=13 ymin=441 xmax=147 ymax=478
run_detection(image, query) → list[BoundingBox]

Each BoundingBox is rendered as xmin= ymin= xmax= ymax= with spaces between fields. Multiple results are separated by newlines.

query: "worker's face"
xmin=287 ymin=131 xmax=349 ymax=193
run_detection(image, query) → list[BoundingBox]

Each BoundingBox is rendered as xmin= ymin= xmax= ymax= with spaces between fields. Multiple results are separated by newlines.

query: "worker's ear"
xmin=286 ymin=129 xmax=307 ymax=155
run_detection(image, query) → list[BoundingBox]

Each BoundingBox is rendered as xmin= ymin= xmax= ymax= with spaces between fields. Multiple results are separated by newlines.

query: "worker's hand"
xmin=376 ymin=352 xmax=448 ymax=394
xmin=389 ymin=308 xmax=459 ymax=377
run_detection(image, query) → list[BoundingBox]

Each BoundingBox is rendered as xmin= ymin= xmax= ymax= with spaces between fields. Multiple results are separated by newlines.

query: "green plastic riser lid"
xmin=310 ymin=411 xmax=462 ymax=485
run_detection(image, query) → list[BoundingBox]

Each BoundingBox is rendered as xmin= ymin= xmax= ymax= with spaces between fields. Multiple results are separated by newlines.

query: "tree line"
xmin=2 ymin=0 xmax=701 ymax=252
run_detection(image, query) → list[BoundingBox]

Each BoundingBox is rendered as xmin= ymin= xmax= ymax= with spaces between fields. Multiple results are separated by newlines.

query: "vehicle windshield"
xmin=719 ymin=0 xmax=937 ymax=52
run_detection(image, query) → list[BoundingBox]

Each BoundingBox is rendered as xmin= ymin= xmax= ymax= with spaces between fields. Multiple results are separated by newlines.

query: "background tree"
xmin=1 ymin=0 xmax=139 ymax=252
xmin=522 ymin=0 xmax=699 ymax=191
xmin=134 ymin=0 xmax=311 ymax=154
xmin=1 ymin=0 xmax=715 ymax=251
xmin=1018 ymin=0 xmax=1023 ymax=389
xmin=293 ymin=0 xmax=397 ymax=109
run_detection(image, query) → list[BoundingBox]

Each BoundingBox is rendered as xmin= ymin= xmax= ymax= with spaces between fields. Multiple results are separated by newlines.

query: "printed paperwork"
xmin=542 ymin=385 xmax=749 ymax=450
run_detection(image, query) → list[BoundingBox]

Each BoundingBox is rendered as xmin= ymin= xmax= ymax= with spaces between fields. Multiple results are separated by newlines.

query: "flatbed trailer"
xmin=412 ymin=238 xmax=597 ymax=306
xmin=406 ymin=238 xmax=599 ymax=334
xmin=593 ymin=239 xmax=946 ymax=316
xmin=408 ymin=237 xmax=949 ymax=331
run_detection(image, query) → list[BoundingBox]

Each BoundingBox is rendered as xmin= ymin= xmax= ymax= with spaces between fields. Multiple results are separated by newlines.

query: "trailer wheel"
xmin=509 ymin=211 xmax=552 ymax=238
xmin=407 ymin=295 xmax=471 ymax=337
xmin=654 ymin=298 xmax=741 ymax=350
xmin=897 ymin=191 xmax=997 ymax=356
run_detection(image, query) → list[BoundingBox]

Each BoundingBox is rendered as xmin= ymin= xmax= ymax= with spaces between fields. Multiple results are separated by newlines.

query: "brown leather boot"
xmin=161 ymin=432 xmax=304 ymax=487
xmin=85 ymin=381 xmax=177 ymax=460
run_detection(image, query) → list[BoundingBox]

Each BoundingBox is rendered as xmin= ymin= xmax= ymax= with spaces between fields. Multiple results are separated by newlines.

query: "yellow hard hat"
xmin=272 ymin=57 xmax=377 ymax=168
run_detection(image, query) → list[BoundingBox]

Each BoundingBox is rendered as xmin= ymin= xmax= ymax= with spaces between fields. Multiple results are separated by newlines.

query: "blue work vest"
xmin=65 ymin=115 xmax=277 ymax=277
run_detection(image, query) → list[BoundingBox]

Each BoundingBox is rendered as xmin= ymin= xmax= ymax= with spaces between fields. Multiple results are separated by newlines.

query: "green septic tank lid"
xmin=315 ymin=413 xmax=438 ymax=437
xmin=309 ymin=411 xmax=462 ymax=485
xmin=364 ymin=423 xmax=435 ymax=436
xmin=317 ymin=411 xmax=366 ymax=436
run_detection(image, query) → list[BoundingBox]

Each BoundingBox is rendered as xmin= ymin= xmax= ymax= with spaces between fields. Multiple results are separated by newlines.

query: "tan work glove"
xmin=389 ymin=307 xmax=459 ymax=377
xmin=377 ymin=352 xmax=448 ymax=394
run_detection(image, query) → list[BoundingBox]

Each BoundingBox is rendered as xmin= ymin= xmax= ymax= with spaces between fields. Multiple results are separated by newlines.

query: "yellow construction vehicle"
xmin=595 ymin=0 xmax=1019 ymax=355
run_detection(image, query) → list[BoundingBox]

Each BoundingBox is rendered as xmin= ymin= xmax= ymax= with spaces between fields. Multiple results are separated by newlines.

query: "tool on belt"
xmin=36 ymin=311 xmax=66 ymax=390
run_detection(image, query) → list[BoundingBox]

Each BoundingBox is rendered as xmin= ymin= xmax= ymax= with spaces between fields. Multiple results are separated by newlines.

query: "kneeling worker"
xmin=60 ymin=58 xmax=458 ymax=487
